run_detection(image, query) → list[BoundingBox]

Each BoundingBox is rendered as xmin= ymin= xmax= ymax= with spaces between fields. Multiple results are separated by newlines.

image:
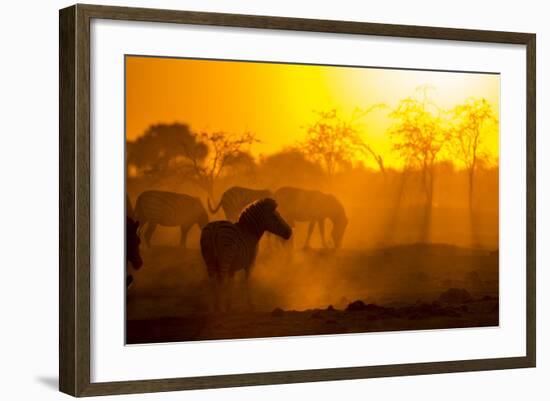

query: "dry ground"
xmin=126 ymin=243 xmax=498 ymax=344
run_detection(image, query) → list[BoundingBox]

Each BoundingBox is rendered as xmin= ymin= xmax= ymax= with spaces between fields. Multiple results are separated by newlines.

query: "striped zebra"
xmin=274 ymin=187 xmax=348 ymax=249
xmin=126 ymin=216 xmax=142 ymax=288
xmin=134 ymin=190 xmax=209 ymax=248
xmin=208 ymin=186 xmax=274 ymax=221
xmin=200 ymin=198 xmax=292 ymax=311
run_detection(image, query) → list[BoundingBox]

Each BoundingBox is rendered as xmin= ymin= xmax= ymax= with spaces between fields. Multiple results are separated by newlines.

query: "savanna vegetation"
xmin=125 ymin=58 xmax=499 ymax=342
xmin=127 ymin=89 xmax=498 ymax=249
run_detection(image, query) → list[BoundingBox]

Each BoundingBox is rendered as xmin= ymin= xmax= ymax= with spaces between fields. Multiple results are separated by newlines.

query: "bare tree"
xmin=300 ymin=109 xmax=356 ymax=176
xmin=177 ymin=130 xmax=258 ymax=197
xmin=450 ymin=98 xmax=497 ymax=212
xmin=388 ymin=89 xmax=450 ymax=242
xmin=388 ymin=94 xmax=449 ymax=208
xmin=126 ymin=123 xmax=258 ymax=197
xmin=351 ymin=106 xmax=387 ymax=174
xmin=301 ymin=107 xmax=386 ymax=176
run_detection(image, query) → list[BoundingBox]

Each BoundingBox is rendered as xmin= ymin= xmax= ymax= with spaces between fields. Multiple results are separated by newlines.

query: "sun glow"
xmin=126 ymin=56 xmax=499 ymax=170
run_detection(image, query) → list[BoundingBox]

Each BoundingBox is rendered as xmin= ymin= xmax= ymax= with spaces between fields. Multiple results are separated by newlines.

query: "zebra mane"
xmin=237 ymin=198 xmax=277 ymax=236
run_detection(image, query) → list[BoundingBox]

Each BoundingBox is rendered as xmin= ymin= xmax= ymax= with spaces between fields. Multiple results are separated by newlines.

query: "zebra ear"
xmin=264 ymin=198 xmax=278 ymax=211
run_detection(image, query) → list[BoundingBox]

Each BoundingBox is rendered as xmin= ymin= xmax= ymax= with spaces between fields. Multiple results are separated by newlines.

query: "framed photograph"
xmin=59 ymin=4 xmax=536 ymax=397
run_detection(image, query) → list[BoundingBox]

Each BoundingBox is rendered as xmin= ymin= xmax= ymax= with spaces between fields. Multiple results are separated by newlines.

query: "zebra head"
xmin=239 ymin=198 xmax=292 ymax=240
xmin=331 ymin=216 xmax=348 ymax=249
xmin=126 ymin=216 xmax=143 ymax=270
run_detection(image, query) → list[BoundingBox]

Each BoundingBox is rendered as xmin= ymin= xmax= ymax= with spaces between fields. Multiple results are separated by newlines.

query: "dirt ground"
xmin=126 ymin=242 xmax=498 ymax=344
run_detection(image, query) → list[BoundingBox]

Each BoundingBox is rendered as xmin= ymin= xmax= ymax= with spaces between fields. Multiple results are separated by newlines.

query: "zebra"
xmin=208 ymin=186 xmax=274 ymax=221
xmin=134 ymin=190 xmax=209 ymax=248
xmin=126 ymin=216 xmax=142 ymax=288
xmin=200 ymin=198 xmax=292 ymax=311
xmin=126 ymin=193 xmax=135 ymax=219
xmin=274 ymin=187 xmax=348 ymax=249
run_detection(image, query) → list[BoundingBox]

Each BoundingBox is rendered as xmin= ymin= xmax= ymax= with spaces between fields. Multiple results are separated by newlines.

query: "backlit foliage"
xmin=449 ymin=97 xmax=498 ymax=211
xmin=300 ymin=107 xmax=386 ymax=176
xmin=127 ymin=87 xmax=498 ymax=221
xmin=178 ymin=130 xmax=258 ymax=196
xmin=127 ymin=123 xmax=257 ymax=196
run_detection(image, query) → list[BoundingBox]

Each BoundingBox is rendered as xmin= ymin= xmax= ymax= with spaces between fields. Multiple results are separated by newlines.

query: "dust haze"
xmin=126 ymin=130 xmax=499 ymax=343
xmin=125 ymin=58 xmax=499 ymax=343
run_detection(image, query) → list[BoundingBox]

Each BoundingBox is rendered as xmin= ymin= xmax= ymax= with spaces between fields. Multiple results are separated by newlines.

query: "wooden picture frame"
xmin=59 ymin=3 xmax=536 ymax=397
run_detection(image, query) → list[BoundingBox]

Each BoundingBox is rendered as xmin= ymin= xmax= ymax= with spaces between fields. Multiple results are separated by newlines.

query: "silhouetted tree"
xmin=450 ymin=98 xmax=497 ymax=213
xmin=388 ymin=88 xmax=450 ymax=242
xmin=177 ymin=130 xmax=258 ymax=197
xmin=388 ymin=93 xmax=449 ymax=209
xmin=127 ymin=123 xmax=257 ymax=196
xmin=258 ymin=148 xmax=326 ymax=188
xmin=301 ymin=107 xmax=386 ymax=176
xmin=219 ymin=150 xmax=259 ymax=185
xmin=127 ymin=123 xmax=206 ymax=178
xmin=350 ymin=105 xmax=387 ymax=175
xmin=300 ymin=109 xmax=355 ymax=176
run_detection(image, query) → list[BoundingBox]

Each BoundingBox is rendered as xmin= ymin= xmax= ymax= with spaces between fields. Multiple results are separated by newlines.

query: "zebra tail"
xmin=207 ymin=197 xmax=222 ymax=214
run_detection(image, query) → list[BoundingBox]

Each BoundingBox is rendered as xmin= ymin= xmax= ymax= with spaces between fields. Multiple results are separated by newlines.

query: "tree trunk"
xmin=468 ymin=166 xmax=480 ymax=247
xmin=383 ymin=170 xmax=409 ymax=245
xmin=420 ymin=165 xmax=434 ymax=243
xmin=468 ymin=167 xmax=474 ymax=213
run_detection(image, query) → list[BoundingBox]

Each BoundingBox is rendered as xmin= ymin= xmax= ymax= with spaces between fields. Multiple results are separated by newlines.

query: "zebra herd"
xmin=130 ymin=186 xmax=348 ymax=249
xmin=127 ymin=186 xmax=348 ymax=310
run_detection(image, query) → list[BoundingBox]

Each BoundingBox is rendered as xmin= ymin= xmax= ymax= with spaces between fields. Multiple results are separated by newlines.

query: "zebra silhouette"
xmin=208 ymin=186 xmax=274 ymax=221
xmin=275 ymin=187 xmax=348 ymax=249
xmin=126 ymin=216 xmax=142 ymax=288
xmin=200 ymin=198 xmax=292 ymax=311
xmin=135 ymin=190 xmax=209 ymax=248
xmin=126 ymin=194 xmax=135 ymax=219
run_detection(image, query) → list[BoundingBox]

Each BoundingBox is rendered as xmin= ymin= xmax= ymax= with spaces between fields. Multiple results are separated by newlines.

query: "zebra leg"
xmin=143 ymin=222 xmax=157 ymax=247
xmin=208 ymin=267 xmax=222 ymax=313
xmin=225 ymin=271 xmax=236 ymax=312
xmin=179 ymin=225 xmax=190 ymax=248
xmin=304 ymin=220 xmax=316 ymax=249
xmin=318 ymin=219 xmax=328 ymax=248
xmin=126 ymin=274 xmax=134 ymax=288
xmin=219 ymin=265 xmax=233 ymax=313
xmin=244 ymin=269 xmax=254 ymax=311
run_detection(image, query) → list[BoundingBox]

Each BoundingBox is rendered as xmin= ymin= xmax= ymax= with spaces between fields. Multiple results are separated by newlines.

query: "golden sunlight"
xmin=125 ymin=56 xmax=499 ymax=170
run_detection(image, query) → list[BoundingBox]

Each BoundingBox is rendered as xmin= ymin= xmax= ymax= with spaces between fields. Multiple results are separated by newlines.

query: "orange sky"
xmin=125 ymin=56 xmax=499 ymax=168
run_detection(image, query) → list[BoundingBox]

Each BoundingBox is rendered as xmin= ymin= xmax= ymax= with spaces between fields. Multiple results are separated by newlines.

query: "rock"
xmin=346 ymin=300 xmax=367 ymax=312
xmin=363 ymin=303 xmax=389 ymax=313
xmin=438 ymin=288 xmax=472 ymax=304
xmin=408 ymin=313 xmax=421 ymax=320
xmin=271 ymin=307 xmax=284 ymax=317
xmin=416 ymin=303 xmax=437 ymax=313
xmin=401 ymin=301 xmax=463 ymax=319
xmin=311 ymin=310 xmax=323 ymax=319
xmin=441 ymin=306 xmax=461 ymax=317
xmin=345 ymin=300 xmax=393 ymax=316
